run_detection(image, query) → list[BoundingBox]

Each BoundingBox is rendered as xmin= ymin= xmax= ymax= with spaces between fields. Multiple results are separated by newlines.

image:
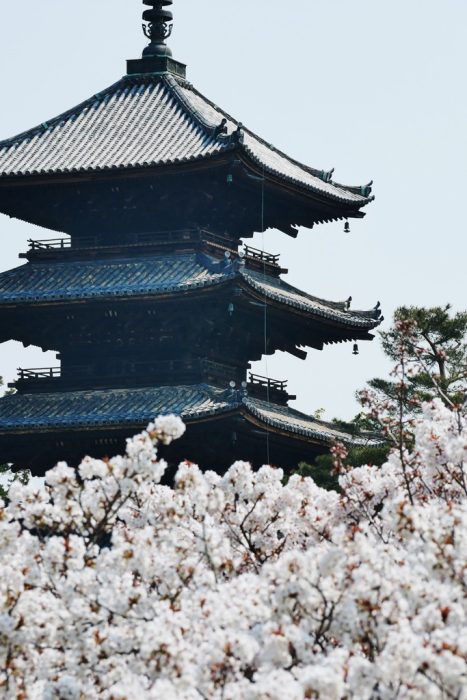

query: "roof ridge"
xmin=163 ymin=74 xmax=236 ymax=152
xmin=164 ymin=75 xmax=218 ymax=132
xmin=243 ymin=396 xmax=378 ymax=446
xmin=242 ymin=268 xmax=347 ymax=311
xmin=240 ymin=268 xmax=382 ymax=329
xmin=176 ymin=80 xmax=323 ymax=174
xmin=242 ymin=397 xmax=343 ymax=444
xmin=176 ymin=79 xmax=373 ymax=199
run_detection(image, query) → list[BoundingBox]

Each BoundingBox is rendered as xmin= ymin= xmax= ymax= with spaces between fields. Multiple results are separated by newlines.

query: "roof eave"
xmin=238 ymin=278 xmax=382 ymax=333
xmin=228 ymin=147 xmax=372 ymax=211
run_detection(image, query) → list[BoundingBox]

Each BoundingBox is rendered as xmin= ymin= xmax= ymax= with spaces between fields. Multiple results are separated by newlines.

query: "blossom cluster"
xmin=0 ymin=406 xmax=466 ymax=699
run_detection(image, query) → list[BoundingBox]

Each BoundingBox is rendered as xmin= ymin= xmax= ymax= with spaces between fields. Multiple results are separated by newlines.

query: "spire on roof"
xmin=142 ymin=0 xmax=173 ymax=58
xmin=127 ymin=0 xmax=186 ymax=78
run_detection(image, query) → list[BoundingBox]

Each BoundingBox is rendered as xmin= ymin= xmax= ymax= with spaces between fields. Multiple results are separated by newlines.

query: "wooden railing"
xmin=27 ymin=229 xmax=234 ymax=252
xmin=25 ymin=231 xmax=281 ymax=269
xmin=243 ymin=245 xmax=280 ymax=267
xmin=16 ymin=367 xmax=61 ymax=381
xmin=28 ymin=238 xmax=71 ymax=251
xmin=12 ymin=365 xmax=292 ymax=403
xmin=12 ymin=360 xmax=241 ymax=385
xmin=248 ymin=372 xmax=288 ymax=394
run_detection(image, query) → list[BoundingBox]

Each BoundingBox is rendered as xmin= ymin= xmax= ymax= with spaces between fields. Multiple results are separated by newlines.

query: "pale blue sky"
xmin=0 ymin=0 xmax=465 ymax=420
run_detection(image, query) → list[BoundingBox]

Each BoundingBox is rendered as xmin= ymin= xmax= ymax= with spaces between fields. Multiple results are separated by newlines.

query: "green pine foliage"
xmin=296 ymin=305 xmax=467 ymax=490
xmin=297 ymin=445 xmax=389 ymax=492
xmin=372 ymin=305 xmax=467 ymax=409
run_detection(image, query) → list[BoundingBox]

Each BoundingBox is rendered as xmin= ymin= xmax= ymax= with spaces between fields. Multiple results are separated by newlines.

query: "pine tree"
xmin=368 ymin=305 xmax=467 ymax=411
xmin=297 ymin=305 xmax=467 ymax=488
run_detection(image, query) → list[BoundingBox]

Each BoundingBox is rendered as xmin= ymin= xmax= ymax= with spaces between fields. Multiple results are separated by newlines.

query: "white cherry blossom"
xmin=0 ymin=401 xmax=466 ymax=698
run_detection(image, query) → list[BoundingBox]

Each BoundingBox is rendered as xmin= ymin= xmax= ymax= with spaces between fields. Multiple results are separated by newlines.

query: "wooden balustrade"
xmin=243 ymin=245 xmax=280 ymax=266
xmin=248 ymin=372 xmax=288 ymax=393
xmin=13 ymin=360 xmax=240 ymax=385
xmin=25 ymin=231 xmax=281 ymax=270
xmin=17 ymin=367 xmax=61 ymax=381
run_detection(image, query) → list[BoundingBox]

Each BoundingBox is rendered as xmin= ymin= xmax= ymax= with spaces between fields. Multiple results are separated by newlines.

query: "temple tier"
xmin=0 ymin=1 xmax=381 ymax=474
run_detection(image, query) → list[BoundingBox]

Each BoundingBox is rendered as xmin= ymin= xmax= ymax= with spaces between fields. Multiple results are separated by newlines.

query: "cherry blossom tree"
xmin=0 ymin=378 xmax=29 ymax=500
xmin=0 ymin=400 xmax=466 ymax=699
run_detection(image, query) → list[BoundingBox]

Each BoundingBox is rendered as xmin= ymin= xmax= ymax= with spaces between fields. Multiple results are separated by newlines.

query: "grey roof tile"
xmin=0 ymin=252 xmax=380 ymax=330
xmin=0 ymin=253 xmax=228 ymax=304
xmin=0 ymin=79 xmax=225 ymax=177
xmin=0 ymin=75 xmax=372 ymax=208
xmin=244 ymin=397 xmax=376 ymax=446
xmin=174 ymin=80 xmax=371 ymax=205
xmin=0 ymin=384 xmax=236 ymax=431
xmin=241 ymin=268 xmax=381 ymax=328
xmin=0 ymin=383 xmax=368 ymax=447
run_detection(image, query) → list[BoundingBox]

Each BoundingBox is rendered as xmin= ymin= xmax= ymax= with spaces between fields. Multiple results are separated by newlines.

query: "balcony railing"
xmin=26 ymin=229 xmax=234 ymax=253
xmin=243 ymin=245 xmax=280 ymax=267
xmin=24 ymin=230 xmax=282 ymax=270
xmin=28 ymin=238 xmax=71 ymax=251
xmin=248 ymin=372 xmax=288 ymax=394
xmin=11 ymin=365 xmax=294 ymax=404
xmin=11 ymin=360 xmax=243 ymax=387
xmin=16 ymin=367 xmax=61 ymax=381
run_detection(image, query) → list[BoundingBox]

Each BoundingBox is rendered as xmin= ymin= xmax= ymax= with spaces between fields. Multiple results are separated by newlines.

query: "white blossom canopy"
xmin=0 ymin=404 xmax=466 ymax=699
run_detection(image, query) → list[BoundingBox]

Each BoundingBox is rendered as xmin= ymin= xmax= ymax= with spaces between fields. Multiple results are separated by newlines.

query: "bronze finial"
xmin=127 ymin=0 xmax=186 ymax=77
xmin=142 ymin=0 xmax=174 ymax=58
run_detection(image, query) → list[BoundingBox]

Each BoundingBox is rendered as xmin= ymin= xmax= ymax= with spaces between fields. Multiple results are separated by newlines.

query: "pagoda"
xmin=0 ymin=1 xmax=381 ymax=475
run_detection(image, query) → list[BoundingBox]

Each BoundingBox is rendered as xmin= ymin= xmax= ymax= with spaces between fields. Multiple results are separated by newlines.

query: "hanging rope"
xmin=260 ymin=165 xmax=271 ymax=465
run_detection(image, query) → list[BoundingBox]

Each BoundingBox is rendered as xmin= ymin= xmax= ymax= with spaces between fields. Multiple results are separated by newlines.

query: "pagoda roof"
xmin=0 ymin=74 xmax=372 ymax=210
xmin=0 ymin=253 xmax=226 ymax=304
xmin=242 ymin=268 xmax=381 ymax=328
xmin=0 ymin=383 xmax=367 ymax=448
xmin=0 ymin=252 xmax=381 ymax=331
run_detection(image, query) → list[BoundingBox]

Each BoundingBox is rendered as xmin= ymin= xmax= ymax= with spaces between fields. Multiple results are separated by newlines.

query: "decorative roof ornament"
xmin=142 ymin=0 xmax=173 ymax=58
xmin=127 ymin=0 xmax=186 ymax=78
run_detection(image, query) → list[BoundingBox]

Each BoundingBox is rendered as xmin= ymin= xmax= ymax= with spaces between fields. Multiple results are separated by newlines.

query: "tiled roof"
xmin=241 ymin=269 xmax=381 ymax=328
xmin=0 ymin=74 xmax=372 ymax=208
xmin=0 ymin=383 xmax=361 ymax=447
xmin=0 ymin=385 xmax=234 ymax=431
xmin=0 ymin=253 xmax=230 ymax=304
xmin=244 ymin=398 xmax=366 ymax=445
xmin=0 ymin=252 xmax=381 ymax=330
xmin=0 ymin=78 xmax=224 ymax=176
xmin=173 ymin=78 xmax=373 ymax=205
